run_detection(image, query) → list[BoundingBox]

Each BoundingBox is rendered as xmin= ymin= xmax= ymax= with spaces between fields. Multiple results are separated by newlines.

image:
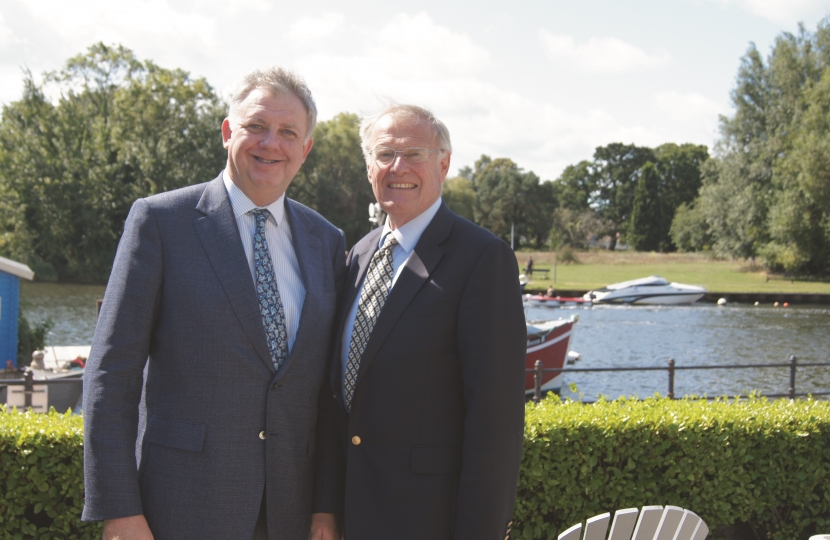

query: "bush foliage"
xmin=515 ymin=396 xmax=830 ymax=540
xmin=0 ymin=406 xmax=101 ymax=538
xmin=2 ymin=398 xmax=828 ymax=538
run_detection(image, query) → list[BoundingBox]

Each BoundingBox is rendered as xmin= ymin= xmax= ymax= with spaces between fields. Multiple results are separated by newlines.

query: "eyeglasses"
xmin=371 ymin=146 xmax=442 ymax=164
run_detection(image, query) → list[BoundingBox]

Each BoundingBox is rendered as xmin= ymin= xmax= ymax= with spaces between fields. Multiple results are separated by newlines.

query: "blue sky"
xmin=1 ymin=0 xmax=828 ymax=179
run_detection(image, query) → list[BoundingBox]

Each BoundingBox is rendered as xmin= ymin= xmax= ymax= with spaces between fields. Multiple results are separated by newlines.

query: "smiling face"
xmin=366 ymin=114 xmax=451 ymax=230
xmin=222 ymin=88 xmax=313 ymax=206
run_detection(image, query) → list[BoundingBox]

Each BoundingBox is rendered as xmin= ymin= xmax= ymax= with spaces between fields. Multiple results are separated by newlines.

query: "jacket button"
xmin=259 ymin=431 xmax=266 ymax=440
xmin=351 ymin=436 xmax=361 ymax=445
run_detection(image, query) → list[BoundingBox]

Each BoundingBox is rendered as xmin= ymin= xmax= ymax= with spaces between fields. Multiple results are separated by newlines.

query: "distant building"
xmin=0 ymin=256 xmax=35 ymax=368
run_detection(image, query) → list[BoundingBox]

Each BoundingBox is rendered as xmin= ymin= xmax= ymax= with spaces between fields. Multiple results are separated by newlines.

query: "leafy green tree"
xmin=288 ymin=112 xmax=375 ymax=247
xmin=699 ymin=20 xmax=830 ymax=273
xmin=653 ymin=143 xmax=709 ymax=250
xmin=548 ymin=207 xmax=610 ymax=249
xmin=627 ymin=162 xmax=663 ymax=251
xmin=471 ymin=156 xmax=556 ymax=248
xmin=442 ymin=175 xmax=476 ymax=221
xmin=0 ymin=43 xmax=226 ymax=281
xmin=551 ymin=160 xmax=593 ymax=211
xmin=670 ymin=201 xmax=711 ymax=252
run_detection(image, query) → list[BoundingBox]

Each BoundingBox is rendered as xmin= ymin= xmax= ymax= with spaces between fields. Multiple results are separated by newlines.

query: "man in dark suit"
xmin=83 ymin=67 xmax=343 ymax=540
xmin=330 ymin=104 xmax=527 ymax=539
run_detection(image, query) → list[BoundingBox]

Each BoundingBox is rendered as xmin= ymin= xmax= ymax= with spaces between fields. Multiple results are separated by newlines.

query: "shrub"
xmin=17 ymin=314 xmax=53 ymax=368
xmin=555 ymin=245 xmax=580 ymax=265
xmin=515 ymin=396 xmax=830 ymax=540
xmin=0 ymin=406 xmax=101 ymax=538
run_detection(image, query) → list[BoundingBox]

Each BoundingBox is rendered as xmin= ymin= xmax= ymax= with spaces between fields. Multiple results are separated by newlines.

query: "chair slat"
xmin=673 ymin=510 xmax=702 ymax=540
xmin=654 ymin=506 xmax=685 ymax=540
xmin=584 ymin=512 xmax=610 ymax=540
xmin=691 ymin=520 xmax=709 ymax=540
xmin=558 ymin=523 xmax=583 ymax=540
xmin=608 ymin=508 xmax=639 ymax=540
xmin=631 ymin=506 xmax=664 ymax=540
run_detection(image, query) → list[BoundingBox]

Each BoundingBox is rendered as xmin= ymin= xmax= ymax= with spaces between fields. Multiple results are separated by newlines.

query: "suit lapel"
xmin=354 ymin=203 xmax=454 ymax=385
xmin=277 ymin=199 xmax=321 ymax=378
xmin=193 ymin=175 xmax=275 ymax=375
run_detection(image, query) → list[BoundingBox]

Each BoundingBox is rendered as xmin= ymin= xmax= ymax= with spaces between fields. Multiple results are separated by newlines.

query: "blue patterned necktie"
xmin=251 ymin=209 xmax=289 ymax=370
xmin=344 ymin=233 xmax=398 ymax=410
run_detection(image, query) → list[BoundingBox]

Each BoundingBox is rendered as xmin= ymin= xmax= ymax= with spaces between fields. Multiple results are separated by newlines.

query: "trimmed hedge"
xmin=0 ymin=405 xmax=101 ymax=539
xmin=516 ymin=395 xmax=830 ymax=540
xmin=3 ymin=398 xmax=829 ymax=539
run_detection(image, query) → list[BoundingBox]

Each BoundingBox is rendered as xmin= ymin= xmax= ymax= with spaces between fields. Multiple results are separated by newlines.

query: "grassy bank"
xmin=517 ymin=250 xmax=830 ymax=294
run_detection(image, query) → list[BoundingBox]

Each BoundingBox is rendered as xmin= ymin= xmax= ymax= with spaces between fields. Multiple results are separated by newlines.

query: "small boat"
xmin=524 ymin=294 xmax=592 ymax=308
xmin=525 ymin=315 xmax=578 ymax=395
xmin=584 ymin=276 xmax=706 ymax=305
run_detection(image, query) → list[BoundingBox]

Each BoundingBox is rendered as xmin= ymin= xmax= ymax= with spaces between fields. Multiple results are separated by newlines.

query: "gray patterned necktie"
xmin=344 ymin=234 xmax=399 ymax=410
xmin=251 ymin=209 xmax=289 ymax=370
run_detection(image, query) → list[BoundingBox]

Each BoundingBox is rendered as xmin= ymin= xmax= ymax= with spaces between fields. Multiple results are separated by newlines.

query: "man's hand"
xmin=309 ymin=512 xmax=340 ymax=540
xmin=103 ymin=514 xmax=154 ymax=540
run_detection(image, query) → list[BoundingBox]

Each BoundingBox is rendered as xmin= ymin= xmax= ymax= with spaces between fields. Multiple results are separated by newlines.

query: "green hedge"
xmin=0 ymin=406 xmax=101 ymax=539
xmin=3 ymin=398 xmax=829 ymax=539
xmin=516 ymin=395 xmax=830 ymax=540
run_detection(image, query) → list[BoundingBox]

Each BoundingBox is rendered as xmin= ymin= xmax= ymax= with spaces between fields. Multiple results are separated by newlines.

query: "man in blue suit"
xmin=83 ymin=67 xmax=344 ymax=540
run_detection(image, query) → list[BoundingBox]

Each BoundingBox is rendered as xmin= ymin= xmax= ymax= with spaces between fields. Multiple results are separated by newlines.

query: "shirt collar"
xmin=379 ymin=197 xmax=443 ymax=254
xmin=222 ymin=169 xmax=286 ymax=225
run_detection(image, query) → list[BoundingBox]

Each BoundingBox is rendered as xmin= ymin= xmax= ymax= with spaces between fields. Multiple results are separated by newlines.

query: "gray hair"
xmin=228 ymin=67 xmax=317 ymax=139
xmin=359 ymin=103 xmax=452 ymax=164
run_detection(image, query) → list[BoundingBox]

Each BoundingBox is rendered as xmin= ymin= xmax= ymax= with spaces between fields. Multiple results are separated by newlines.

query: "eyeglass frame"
xmin=370 ymin=146 xmax=445 ymax=165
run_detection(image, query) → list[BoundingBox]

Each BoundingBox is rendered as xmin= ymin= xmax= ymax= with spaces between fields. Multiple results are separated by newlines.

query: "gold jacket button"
xmin=259 ymin=431 xmax=266 ymax=440
xmin=351 ymin=436 xmax=361 ymax=445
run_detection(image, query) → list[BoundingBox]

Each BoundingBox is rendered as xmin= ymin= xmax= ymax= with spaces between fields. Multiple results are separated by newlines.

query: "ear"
xmin=301 ymin=137 xmax=314 ymax=162
xmin=438 ymin=151 xmax=451 ymax=184
xmin=221 ymin=118 xmax=233 ymax=149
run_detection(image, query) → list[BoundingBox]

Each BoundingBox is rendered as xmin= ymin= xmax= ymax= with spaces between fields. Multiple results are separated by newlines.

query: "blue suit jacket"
xmin=83 ymin=174 xmax=346 ymax=540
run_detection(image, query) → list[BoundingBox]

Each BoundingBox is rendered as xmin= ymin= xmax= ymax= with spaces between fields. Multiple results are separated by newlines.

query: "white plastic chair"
xmin=558 ymin=505 xmax=708 ymax=540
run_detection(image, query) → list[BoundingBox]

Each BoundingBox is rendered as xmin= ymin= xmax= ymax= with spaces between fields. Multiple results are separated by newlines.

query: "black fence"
xmin=529 ymin=356 xmax=830 ymax=403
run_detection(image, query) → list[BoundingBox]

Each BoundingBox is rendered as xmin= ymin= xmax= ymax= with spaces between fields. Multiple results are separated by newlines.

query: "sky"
xmin=1 ymin=0 xmax=829 ymax=180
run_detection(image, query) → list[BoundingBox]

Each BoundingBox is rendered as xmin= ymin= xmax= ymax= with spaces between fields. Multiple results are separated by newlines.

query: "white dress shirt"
xmin=223 ymin=171 xmax=305 ymax=353
xmin=341 ymin=197 xmax=443 ymax=387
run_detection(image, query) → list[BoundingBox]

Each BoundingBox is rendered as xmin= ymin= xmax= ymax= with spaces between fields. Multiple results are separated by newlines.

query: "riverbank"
xmin=517 ymin=250 xmax=830 ymax=295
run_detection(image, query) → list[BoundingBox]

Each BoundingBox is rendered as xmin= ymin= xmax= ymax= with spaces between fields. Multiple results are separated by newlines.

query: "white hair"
xmin=359 ymin=103 xmax=452 ymax=163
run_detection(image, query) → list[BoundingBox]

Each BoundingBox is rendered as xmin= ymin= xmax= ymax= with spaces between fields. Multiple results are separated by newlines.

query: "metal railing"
xmin=2 ymin=369 xmax=83 ymax=409
xmin=530 ymin=355 xmax=830 ymax=403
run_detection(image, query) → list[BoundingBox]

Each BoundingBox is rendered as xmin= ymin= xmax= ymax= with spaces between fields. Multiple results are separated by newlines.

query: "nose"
xmin=389 ymin=153 xmax=410 ymax=174
xmin=258 ymin=129 xmax=282 ymax=149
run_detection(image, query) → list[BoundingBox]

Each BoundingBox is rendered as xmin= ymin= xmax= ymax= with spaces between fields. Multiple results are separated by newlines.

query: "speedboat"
xmin=583 ymin=276 xmax=706 ymax=305
xmin=525 ymin=315 xmax=578 ymax=395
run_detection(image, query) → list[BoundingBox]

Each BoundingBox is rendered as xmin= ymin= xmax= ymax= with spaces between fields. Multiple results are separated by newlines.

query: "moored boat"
xmin=583 ymin=276 xmax=706 ymax=305
xmin=525 ymin=315 xmax=578 ymax=395
xmin=524 ymin=294 xmax=592 ymax=308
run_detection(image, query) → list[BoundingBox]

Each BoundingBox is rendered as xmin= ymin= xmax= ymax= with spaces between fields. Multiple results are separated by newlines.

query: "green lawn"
xmin=517 ymin=251 xmax=830 ymax=293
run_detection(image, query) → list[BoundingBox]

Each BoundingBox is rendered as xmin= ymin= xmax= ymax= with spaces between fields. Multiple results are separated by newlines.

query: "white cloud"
xmin=538 ymin=29 xmax=671 ymax=73
xmin=654 ymin=90 xmax=724 ymax=144
xmin=706 ymin=0 xmax=830 ymax=25
xmin=287 ymin=13 xmax=344 ymax=43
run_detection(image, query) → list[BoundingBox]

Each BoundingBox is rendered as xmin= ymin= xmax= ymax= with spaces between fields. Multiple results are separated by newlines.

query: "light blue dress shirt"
xmin=341 ymin=197 xmax=444 ymax=392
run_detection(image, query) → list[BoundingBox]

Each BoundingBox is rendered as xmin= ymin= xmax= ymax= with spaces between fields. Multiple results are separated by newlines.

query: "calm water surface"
xmin=19 ymin=282 xmax=830 ymax=400
xmin=529 ymin=302 xmax=830 ymax=400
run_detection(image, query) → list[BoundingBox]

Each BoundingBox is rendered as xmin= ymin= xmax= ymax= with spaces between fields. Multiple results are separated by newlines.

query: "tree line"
xmin=2 ymin=19 xmax=829 ymax=283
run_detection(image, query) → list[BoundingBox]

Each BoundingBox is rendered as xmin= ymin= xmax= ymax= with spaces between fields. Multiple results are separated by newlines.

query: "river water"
xmin=19 ymin=282 xmax=830 ymax=401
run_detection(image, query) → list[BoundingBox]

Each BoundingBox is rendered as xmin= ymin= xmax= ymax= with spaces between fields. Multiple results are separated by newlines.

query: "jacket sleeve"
xmin=82 ymin=198 xmax=163 ymax=521
xmin=453 ymin=240 xmax=526 ymax=540
xmin=311 ymin=228 xmax=348 ymax=516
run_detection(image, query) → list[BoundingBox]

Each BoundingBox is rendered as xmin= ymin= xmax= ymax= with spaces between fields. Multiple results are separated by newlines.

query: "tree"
xmin=698 ymin=20 xmax=830 ymax=273
xmin=288 ymin=112 xmax=375 ymax=247
xmin=590 ymin=143 xmax=655 ymax=246
xmin=627 ymin=162 xmax=663 ymax=251
xmin=551 ymin=160 xmax=593 ymax=211
xmin=548 ymin=207 xmax=610 ymax=249
xmin=442 ymin=175 xmax=476 ymax=221
xmin=670 ymin=202 xmax=711 ymax=252
xmin=471 ymin=156 xmax=556 ymax=248
xmin=653 ymin=143 xmax=709 ymax=250
xmin=0 ymin=43 xmax=227 ymax=281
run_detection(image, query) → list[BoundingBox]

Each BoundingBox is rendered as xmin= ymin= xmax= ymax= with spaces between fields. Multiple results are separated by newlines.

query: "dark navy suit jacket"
xmin=83 ymin=173 xmax=346 ymax=540
xmin=329 ymin=202 xmax=526 ymax=540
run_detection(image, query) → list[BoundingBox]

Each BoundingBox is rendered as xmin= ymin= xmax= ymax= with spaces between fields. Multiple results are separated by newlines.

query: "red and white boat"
xmin=524 ymin=294 xmax=592 ymax=308
xmin=525 ymin=315 xmax=578 ymax=395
